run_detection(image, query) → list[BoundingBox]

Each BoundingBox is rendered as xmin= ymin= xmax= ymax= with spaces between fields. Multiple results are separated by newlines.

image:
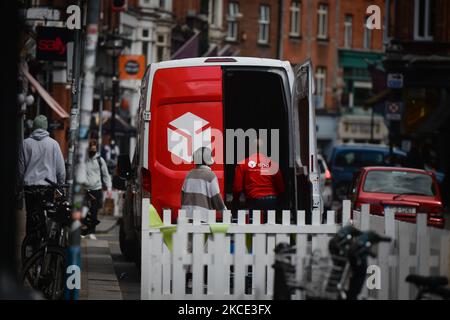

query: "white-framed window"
xmin=258 ymin=5 xmax=270 ymax=44
xmin=344 ymin=14 xmax=352 ymax=48
xmin=290 ymin=1 xmax=301 ymax=37
xmin=414 ymin=0 xmax=434 ymax=40
xmin=209 ymin=0 xmax=217 ymax=26
xmin=140 ymin=0 xmax=152 ymax=7
xmin=226 ymin=2 xmax=240 ymax=41
xmin=315 ymin=67 xmax=326 ymax=108
xmin=317 ymin=4 xmax=328 ymax=39
xmin=363 ymin=17 xmax=372 ymax=49
xmin=155 ymin=34 xmax=169 ymax=62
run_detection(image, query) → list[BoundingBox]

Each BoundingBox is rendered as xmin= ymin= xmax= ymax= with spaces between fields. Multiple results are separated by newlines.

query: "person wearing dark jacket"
xmin=18 ymin=115 xmax=66 ymax=234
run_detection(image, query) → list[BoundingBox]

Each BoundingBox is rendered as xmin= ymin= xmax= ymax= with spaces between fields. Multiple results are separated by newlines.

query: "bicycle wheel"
xmin=20 ymin=246 xmax=67 ymax=300
xmin=21 ymin=230 xmax=43 ymax=266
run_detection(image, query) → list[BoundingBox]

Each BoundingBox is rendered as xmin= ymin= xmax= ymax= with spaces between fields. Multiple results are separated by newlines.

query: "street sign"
xmin=387 ymin=73 xmax=404 ymax=89
xmin=119 ymin=55 xmax=145 ymax=80
xmin=385 ymin=101 xmax=403 ymax=121
xmin=36 ymin=26 xmax=74 ymax=62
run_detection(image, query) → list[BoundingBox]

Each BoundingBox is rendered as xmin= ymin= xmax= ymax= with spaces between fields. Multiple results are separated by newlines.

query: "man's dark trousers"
xmin=86 ymin=189 xmax=103 ymax=234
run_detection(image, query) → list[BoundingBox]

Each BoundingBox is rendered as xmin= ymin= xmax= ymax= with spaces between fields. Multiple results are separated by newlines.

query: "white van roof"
xmin=152 ymin=57 xmax=292 ymax=70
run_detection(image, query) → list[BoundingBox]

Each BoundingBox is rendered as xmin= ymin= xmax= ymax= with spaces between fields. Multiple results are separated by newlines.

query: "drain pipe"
xmin=277 ymin=0 xmax=285 ymax=60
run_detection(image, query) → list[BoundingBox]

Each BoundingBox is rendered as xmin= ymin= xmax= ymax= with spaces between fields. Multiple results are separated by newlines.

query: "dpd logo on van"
xmin=167 ymin=112 xmax=212 ymax=163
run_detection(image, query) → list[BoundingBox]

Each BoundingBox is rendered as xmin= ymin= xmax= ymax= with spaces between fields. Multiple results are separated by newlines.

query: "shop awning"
xmin=20 ymin=66 xmax=69 ymax=119
xmin=171 ymin=30 xmax=200 ymax=60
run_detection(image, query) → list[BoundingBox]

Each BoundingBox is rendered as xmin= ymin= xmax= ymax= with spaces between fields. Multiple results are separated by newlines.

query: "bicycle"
xmin=273 ymin=225 xmax=390 ymax=300
xmin=20 ymin=178 xmax=72 ymax=300
xmin=406 ymin=274 xmax=450 ymax=300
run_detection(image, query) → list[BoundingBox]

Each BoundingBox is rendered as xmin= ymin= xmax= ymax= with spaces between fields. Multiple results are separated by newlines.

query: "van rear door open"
xmin=291 ymin=61 xmax=321 ymax=216
xmin=149 ymin=66 xmax=224 ymax=220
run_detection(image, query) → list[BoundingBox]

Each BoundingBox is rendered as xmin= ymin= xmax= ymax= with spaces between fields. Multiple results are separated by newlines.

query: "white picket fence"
xmin=352 ymin=204 xmax=450 ymax=299
xmin=140 ymin=199 xmax=450 ymax=300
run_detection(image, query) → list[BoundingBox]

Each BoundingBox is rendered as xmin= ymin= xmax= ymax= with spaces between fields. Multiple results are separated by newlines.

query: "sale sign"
xmin=119 ymin=55 xmax=146 ymax=80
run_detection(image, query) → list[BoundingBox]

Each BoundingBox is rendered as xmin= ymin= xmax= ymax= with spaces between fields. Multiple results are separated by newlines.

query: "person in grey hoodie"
xmin=83 ymin=139 xmax=112 ymax=236
xmin=18 ymin=115 xmax=66 ymax=234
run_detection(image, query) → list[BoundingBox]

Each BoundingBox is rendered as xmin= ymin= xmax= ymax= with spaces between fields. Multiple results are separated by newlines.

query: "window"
xmin=290 ymin=1 xmax=301 ymax=36
xmin=315 ymin=67 xmax=326 ymax=108
xmin=159 ymin=0 xmax=166 ymax=9
xmin=142 ymin=41 xmax=148 ymax=65
xmin=209 ymin=0 xmax=217 ymax=25
xmin=363 ymin=170 xmax=435 ymax=196
xmin=317 ymin=4 xmax=328 ymax=39
xmin=414 ymin=0 xmax=435 ymax=40
xmin=226 ymin=2 xmax=240 ymax=41
xmin=363 ymin=17 xmax=372 ymax=49
xmin=344 ymin=15 xmax=352 ymax=48
xmin=155 ymin=34 xmax=169 ymax=62
xmin=258 ymin=5 xmax=270 ymax=44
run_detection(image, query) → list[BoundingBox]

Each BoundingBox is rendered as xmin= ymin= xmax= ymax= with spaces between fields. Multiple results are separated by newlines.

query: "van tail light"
xmin=141 ymin=167 xmax=151 ymax=195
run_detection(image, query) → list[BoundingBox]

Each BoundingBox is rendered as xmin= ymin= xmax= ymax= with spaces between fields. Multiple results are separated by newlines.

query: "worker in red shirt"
xmin=232 ymin=138 xmax=285 ymax=223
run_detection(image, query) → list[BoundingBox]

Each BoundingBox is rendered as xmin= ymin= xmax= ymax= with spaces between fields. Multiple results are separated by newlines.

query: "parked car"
xmin=113 ymin=57 xmax=322 ymax=263
xmin=348 ymin=167 xmax=445 ymax=228
xmin=318 ymin=154 xmax=333 ymax=210
xmin=328 ymin=144 xmax=407 ymax=200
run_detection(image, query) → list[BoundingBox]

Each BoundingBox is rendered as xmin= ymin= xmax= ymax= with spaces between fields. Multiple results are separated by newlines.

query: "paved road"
xmin=97 ymin=224 xmax=141 ymax=300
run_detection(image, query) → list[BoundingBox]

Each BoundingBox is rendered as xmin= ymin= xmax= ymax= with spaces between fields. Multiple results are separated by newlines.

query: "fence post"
xmin=173 ymin=214 xmax=188 ymax=299
xmin=378 ymin=208 xmax=395 ymax=299
xmin=342 ymin=200 xmax=352 ymax=225
xmin=416 ymin=213 xmax=430 ymax=276
xmin=439 ymin=231 xmax=450 ymax=278
xmin=360 ymin=204 xmax=370 ymax=231
xmin=234 ymin=210 xmax=247 ymax=298
xmin=397 ymin=222 xmax=411 ymax=299
xmin=192 ymin=210 xmax=203 ymax=299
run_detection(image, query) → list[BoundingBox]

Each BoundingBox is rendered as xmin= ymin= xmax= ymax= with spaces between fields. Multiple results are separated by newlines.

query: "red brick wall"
xmin=282 ymin=0 xmax=385 ymax=110
xmin=173 ymin=0 xmax=202 ymax=24
xmin=223 ymin=0 xmax=281 ymax=58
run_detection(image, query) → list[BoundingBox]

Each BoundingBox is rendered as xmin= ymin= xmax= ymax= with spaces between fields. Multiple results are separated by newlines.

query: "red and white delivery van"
xmin=114 ymin=57 xmax=321 ymax=263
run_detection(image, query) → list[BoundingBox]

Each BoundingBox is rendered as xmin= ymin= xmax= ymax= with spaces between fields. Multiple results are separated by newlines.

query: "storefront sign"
xmin=36 ymin=26 xmax=74 ymax=62
xmin=119 ymin=55 xmax=145 ymax=80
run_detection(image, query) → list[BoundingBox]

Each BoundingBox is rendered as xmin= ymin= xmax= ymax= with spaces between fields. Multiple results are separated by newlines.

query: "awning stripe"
xmin=20 ymin=66 xmax=69 ymax=119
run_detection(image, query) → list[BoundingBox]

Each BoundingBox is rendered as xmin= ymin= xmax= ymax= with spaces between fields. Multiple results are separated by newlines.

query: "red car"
xmin=348 ymin=167 xmax=445 ymax=228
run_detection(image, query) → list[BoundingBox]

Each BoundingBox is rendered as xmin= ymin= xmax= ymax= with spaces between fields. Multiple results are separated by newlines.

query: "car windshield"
xmin=334 ymin=150 xmax=387 ymax=168
xmin=363 ymin=170 xmax=435 ymax=196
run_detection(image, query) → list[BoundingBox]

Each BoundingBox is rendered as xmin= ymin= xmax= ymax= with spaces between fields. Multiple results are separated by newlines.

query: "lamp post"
xmin=105 ymin=36 xmax=123 ymax=143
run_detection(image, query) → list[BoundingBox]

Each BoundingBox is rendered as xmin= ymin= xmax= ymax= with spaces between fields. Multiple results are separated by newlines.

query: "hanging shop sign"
xmin=119 ymin=55 xmax=146 ymax=80
xmin=36 ymin=26 xmax=74 ymax=62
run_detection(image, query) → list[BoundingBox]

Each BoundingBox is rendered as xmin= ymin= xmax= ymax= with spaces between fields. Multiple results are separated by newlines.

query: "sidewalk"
xmin=96 ymin=214 xmax=119 ymax=234
xmin=79 ymin=238 xmax=122 ymax=300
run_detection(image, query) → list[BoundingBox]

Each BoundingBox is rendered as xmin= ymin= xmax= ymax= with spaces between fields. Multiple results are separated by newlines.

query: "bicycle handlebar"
xmin=44 ymin=178 xmax=70 ymax=189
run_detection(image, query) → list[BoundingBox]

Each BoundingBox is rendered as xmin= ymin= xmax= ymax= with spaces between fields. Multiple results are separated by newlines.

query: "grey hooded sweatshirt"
xmin=18 ymin=129 xmax=66 ymax=186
